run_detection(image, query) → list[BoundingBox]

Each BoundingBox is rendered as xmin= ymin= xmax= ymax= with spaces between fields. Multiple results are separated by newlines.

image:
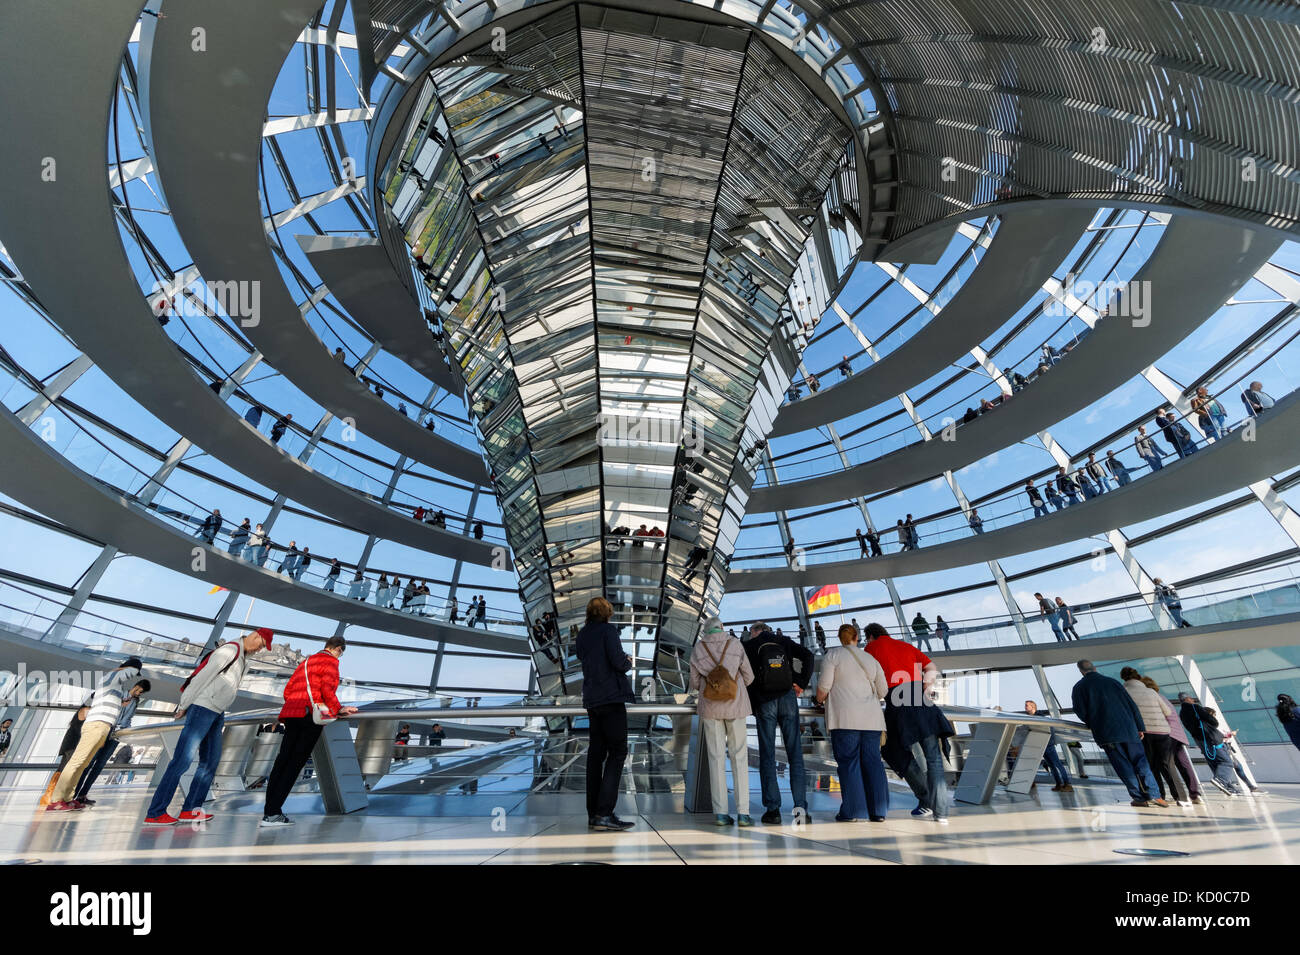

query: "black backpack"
xmin=755 ymin=637 xmax=793 ymax=695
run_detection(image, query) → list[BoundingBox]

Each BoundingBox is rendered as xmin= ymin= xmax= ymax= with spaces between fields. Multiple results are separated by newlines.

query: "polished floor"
xmin=2 ymin=778 xmax=1297 ymax=865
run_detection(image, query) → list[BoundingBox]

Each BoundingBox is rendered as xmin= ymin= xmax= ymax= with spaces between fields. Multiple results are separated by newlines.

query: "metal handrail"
xmin=114 ymin=700 xmax=1088 ymax=740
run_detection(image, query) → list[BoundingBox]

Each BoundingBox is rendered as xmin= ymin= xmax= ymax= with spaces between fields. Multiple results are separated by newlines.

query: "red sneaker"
xmin=44 ymin=801 xmax=73 ymax=812
xmin=179 ymin=810 xmax=213 ymax=823
xmin=143 ymin=814 xmax=179 ymax=826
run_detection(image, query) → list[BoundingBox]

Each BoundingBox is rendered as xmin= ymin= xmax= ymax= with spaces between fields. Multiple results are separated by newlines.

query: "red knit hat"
xmin=253 ymin=627 xmax=274 ymax=647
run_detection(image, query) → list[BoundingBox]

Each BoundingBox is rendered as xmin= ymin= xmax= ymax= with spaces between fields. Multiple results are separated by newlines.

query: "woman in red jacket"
xmin=261 ymin=636 xmax=357 ymax=827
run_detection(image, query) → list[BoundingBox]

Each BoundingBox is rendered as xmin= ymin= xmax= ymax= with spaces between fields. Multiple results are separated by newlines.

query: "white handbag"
xmin=303 ymin=654 xmax=336 ymax=725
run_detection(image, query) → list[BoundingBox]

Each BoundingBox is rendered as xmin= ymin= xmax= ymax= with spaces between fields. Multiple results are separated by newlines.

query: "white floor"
xmin=2 ymin=780 xmax=1298 ymax=864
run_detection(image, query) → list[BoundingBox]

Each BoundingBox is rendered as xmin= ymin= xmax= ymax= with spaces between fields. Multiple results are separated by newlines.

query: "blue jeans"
xmin=901 ymin=734 xmax=948 ymax=818
xmin=1042 ymin=742 xmax=1070 ymax=787
xmin=228 ymin=538 xmax=246 ymax=555
xmin=755 ymin=691 xmax=806 ymax=813
xmin=1204 ymin=747 xmax=1245 ymax=793
xmin=146 ymin=705 xmax=225 ymax=817
xmin=1142 ymin=453 xmax=1163 ymax=473
xmin=1161 ymin=599 xmax=1186 ymax=627
xmin=1031 ymin=502 xmax=1048 ymax=517
xmin=1081 ymin=482 xmax=1098 ymax=500
xmin=831 ymin=729 xmax=889 ymax=820
xmin=1043 ymin=612 xmax=1063 ymax=641
xmin=73 ymin=738 xmax=119 ymax=801
xmin=1114 ymin=468 xmax=1131 ymax=486
xmin=324 ymin=577 xmax=337 ymax=592
xmin=1102 ymin=740 xmax=1160 ymax=801
xmin=1048 ymin=496 xmax=1065 ymax=511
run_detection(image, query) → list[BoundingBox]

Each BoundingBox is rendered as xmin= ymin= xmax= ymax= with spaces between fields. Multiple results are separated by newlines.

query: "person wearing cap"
xmin=47 ymin=656 xmax=143 ymax=812
xmin=688 ymin=617 xmax=755 ymax=827
xmin=261 ymin=635 xmax=357 ymax=827
xmin=144 ymin=628 xmax=271 ymax=826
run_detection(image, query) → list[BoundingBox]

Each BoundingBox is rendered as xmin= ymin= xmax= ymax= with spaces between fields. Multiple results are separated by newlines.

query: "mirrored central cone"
xmin=380 ymin=2 xmax=855 ymax=696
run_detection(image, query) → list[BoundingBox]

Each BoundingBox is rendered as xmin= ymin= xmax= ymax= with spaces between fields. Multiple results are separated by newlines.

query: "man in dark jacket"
xmin=743 ymin=622 xmax=815 ymax=824
xmin=1071 ymin=660 xmax=1164 ymax=806
xmin=575 ymin=596 xmax=635 ymax=831
xmin=1178 ymin=692 xmax=1248 ymax=795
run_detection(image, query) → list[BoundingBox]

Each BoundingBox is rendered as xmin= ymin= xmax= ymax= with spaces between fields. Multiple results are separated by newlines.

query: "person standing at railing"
xmin=743 ymin=621 xmax=814 ymax=825
xmin=1045 ymin=481 xmax=1065 ymax=512
xmin=934 ymin=616 xmax=951 ymax=651
xmin=294 ymin=548 xmax=310 ymax=582
xmin=246 ymin=523 xmax=269 ymax=566
xmin=968 ymin=509 xmax=984 ymax=534
xmin=1122 ymin=668 xmax=1188 ymax=806
xmin=863 ymin=622 xmax=953 ymax=824
xmin=1134 ymin=426 xmax=1163 ymax=473
xmin=817 ymin=622 xmax=889 ymax=822
xmin=195 ymin=508 xmax=221 ymax=545
xmin=1277 ymin=694 xmax=1300 ymax=754
xmin=576 ymin=596 xmax=635 ymax=832
xmin=0 ymin=717 xmax=11 ymax=761
xmin=47 ymin=656 xmax=143 ymax=812
xmin=276 ymin=541 xmax=300 ymax=577
xmin=72 ymin=679 xmax=151 ymax=806
xmin=904 ymin=514 xmax=920 ymax=550
xmin=1085 ymin=453 xmax=1110 ymax=494
xmin=1155 ymin=408 xmax=1195 ymax=459
xmin=1054 ymin=597 xmax=1080 ymax=640
xmin=270 ymin=412 xmax=291 ymax=446
xmin=324 ymin=558 xmax=341 ymax=592
xmin=40 ymin=706 xmax=87 ymax=808
xmin=1021 ymin=701 xmax=1071 ymax=792
xmin=1034 ymin=593 xmax=1064 ymax=642
xmin=1243 ymin=380 xmax=1274 ymax=417
xmin=1192 ymin=386 xmax=1227 ymax=440
xmin=911 ymin=612 xmax=933 ymax=650
xmin=467 ymin=595 xmax=481 ymax=628
xmin=1025 ymin=480 xmax=1048 ymax=518
xmin=144 ymin=629 xmax=271 ymax=826
xmin=1070 ymin=660 xmax=1166 ymax=808
xmin=261 ymin=635 xmax=358 ymax=828
xmin=689 ymin=617 xmax=755 ymax=827
xmin=228 ymin=518 xmax=250 ymax=556
xmin=1105 ymin=450 xmax=1132 ymax=487
xmin=1152 ymin=578 xmax=1190 ymax=628
xmin=1178 ymin=692 xmax=1249 ymax=796
xmin=1142 ymin=678 xmax=1200 ymax=804
xmin=476 ymin=596 xmax=487 ymax=629
xmin=1055 ymin=467 xmax=1083 ymax=506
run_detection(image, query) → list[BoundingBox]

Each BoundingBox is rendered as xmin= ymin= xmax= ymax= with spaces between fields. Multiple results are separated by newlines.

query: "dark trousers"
xmin=1041 ymin=742 xmax=1070 ymax=787
xmin=1172 ymin=742 xmax=1200 ymax=796
xmin=263 ymin=716 xmax=324 ymax=817
xmin=830 ymin=729 xmax=889 ymax=820
xmin=73 ymin=738 xmax=119 ymax=802
xmin=1101 ymin=740 xmax=1160 ymax=801
xmin=1143 ymin=733 xmax=1188 ymax=802
xmin=585 ymin=703 xmax=628 ymax=818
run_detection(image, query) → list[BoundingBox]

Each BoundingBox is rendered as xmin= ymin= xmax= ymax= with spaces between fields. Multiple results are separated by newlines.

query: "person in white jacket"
xmin=143 ymin=628 xmax=271 ymax=826
xmin=688 ymin=617 xmax=755 ymax=827
xmin=1121 ymin=667 xmax=1187 ymax=805
xmin=816 ymin=623 xmax=890 ymax=821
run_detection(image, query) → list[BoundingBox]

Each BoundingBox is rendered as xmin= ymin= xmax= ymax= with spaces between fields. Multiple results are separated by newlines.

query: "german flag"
xmin=805 ymin=584 xmax=841 ymax=613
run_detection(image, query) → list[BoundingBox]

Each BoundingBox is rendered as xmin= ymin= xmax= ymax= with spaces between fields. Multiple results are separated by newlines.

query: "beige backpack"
xmin=701 ymin=640 xmax=738 ymax=702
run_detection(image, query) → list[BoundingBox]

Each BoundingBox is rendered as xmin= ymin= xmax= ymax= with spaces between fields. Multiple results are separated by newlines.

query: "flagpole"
xmin=242 ymin=596 xmax=257 ymax=626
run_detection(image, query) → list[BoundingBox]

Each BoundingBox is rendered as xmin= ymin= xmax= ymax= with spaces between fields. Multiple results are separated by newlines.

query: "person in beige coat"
xmin=1121 ymin=667 xmax=1187 ymax=805
xmin=689 ymin=616 xmax=755 ymax=826
xmin=816 ymin=623 xmax=890 ymax=821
